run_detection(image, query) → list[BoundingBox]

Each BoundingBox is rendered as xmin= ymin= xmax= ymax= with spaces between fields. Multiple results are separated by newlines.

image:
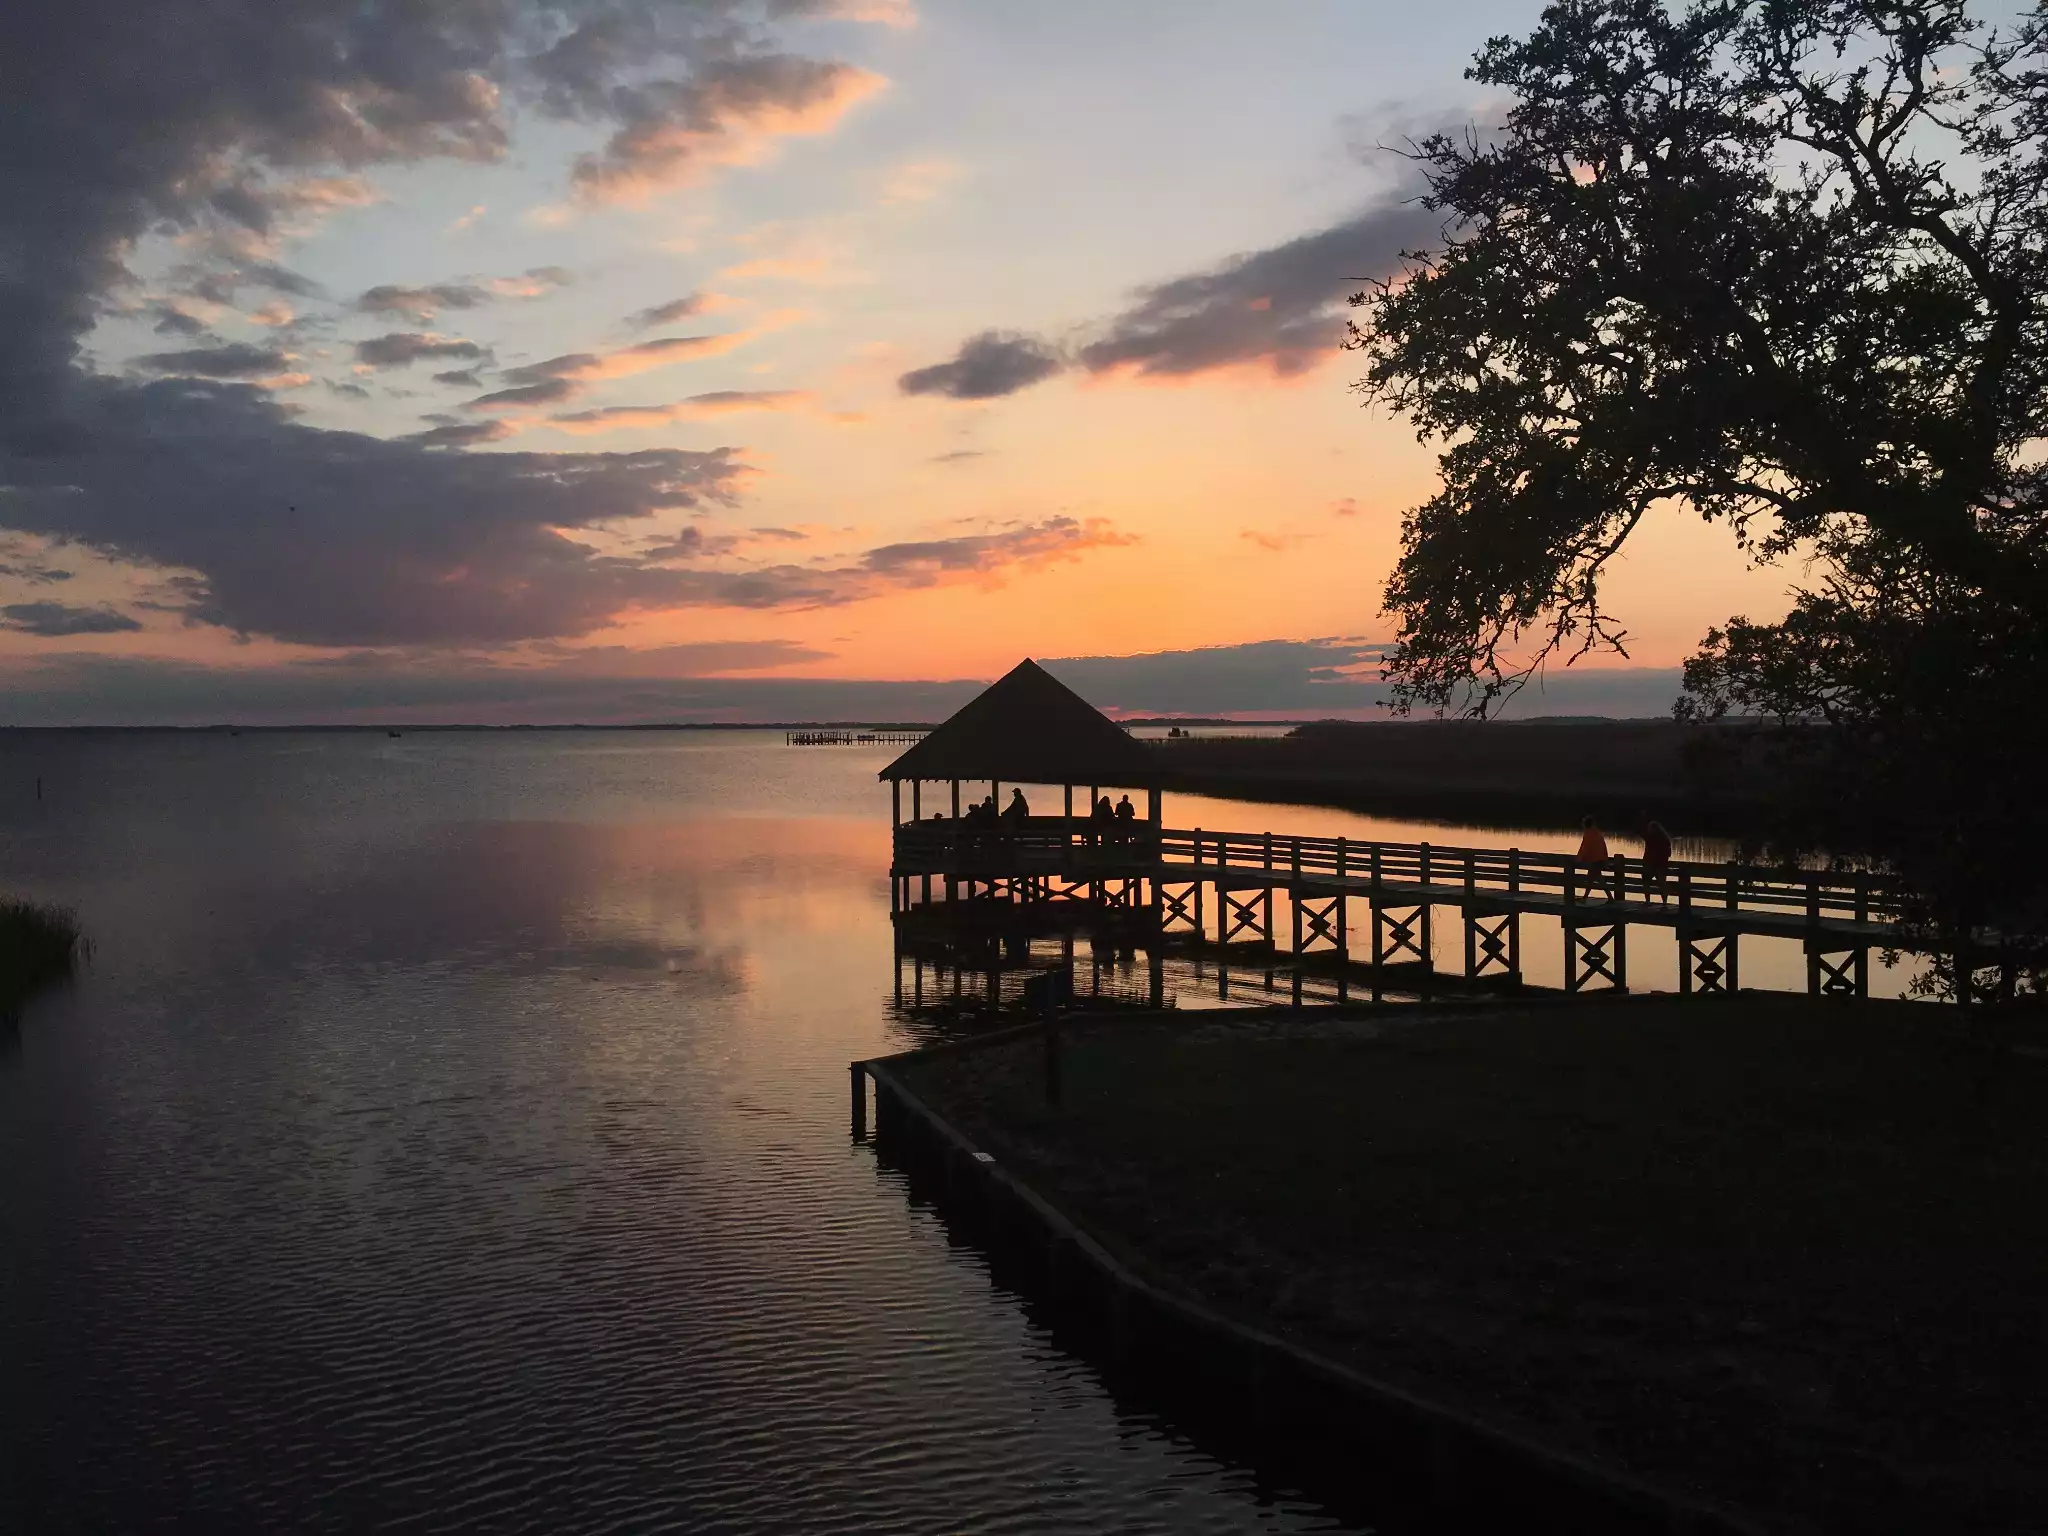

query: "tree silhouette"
xmin=1353 ymin=0 xmax=2048 ymax=998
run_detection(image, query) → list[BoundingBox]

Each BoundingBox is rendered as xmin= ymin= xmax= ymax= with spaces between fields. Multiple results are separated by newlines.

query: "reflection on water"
xmin=0 ymin=731 xmax=1354 ymax=1532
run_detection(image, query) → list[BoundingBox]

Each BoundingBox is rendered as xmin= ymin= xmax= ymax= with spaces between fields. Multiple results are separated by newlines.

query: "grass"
xmin=0 ymin=897 xmax=86 ymax=1018
xmin=897 ymin=997 xmax=2048 ymax=1534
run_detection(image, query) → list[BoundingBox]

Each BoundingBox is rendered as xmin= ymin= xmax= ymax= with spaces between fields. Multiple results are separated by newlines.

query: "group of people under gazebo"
xmin=936 ymin=786 xmax=1145 ymax=849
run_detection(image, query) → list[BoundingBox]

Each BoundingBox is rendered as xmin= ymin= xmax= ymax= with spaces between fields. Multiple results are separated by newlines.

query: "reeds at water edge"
xmin=1 ymin=897 xmax=87 ymax=1021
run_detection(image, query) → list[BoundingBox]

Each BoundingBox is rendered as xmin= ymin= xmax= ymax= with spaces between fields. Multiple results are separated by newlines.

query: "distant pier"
xmin=786 ymin=729 xmax=929 ymax=746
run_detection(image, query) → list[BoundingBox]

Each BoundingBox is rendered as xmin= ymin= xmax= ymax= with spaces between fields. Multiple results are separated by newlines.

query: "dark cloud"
xmin=354 ymin=332 xmax=489 ymax=368
xmin=0 ymin=639 xmax=1681 ymax=726
xmin=467 ymin=379 xmax=579 ymax=412
xmin=898 ymin=331 xmax=1065 ymax=400
xmin=930 ymin=449 xmax=988 ymax=463
xmin=356 ymin=283 xmax=491 ymax=320
xmin=146 ymin=304 xmax=212 ymax=338
xmin=1041 ymin=640 xmax=1680 ymax=718
xmin=325 ymin=380 xmax=373 ymax=400
xmin=1 ymin=601 xmax=142 ymax=636
xmin=0 ymin=1 xmax=918 ymax=652
xmin=0 ymin=647 xmax=982 ymax=727
xmin=3 ymin=378 xmax=752 ymax=645
xmin=403 ymin=418 xmax=514 ymax=449
xmin=0 ymin=555 xmax=72 ymax=584
xmin=904 ymin=191 xmax=1442 ymax=399
xmin=626 ymin=293 xmax=715 ymax=329
xmin=1076 ymin=199 xmax=1439 ymax=379
xmin=132 ymin=343 xmax=293 ymax=379
xmin=432 ymin=367 xmax=485 ymax=387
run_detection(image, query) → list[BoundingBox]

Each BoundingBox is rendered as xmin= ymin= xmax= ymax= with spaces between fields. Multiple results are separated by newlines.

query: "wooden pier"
xmin=880 ymin=658 xmax=1928 ymax=1008
xmin=786 ymin=728 xmax=928 ymax=746
xmin=890 ymin=821 xmax=1904 ymax=1000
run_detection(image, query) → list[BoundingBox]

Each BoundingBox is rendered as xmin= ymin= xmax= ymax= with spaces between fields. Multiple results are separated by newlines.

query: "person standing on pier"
xmin=1094 ymin=794 xmax=1116 ymax=848
xmin=1004 ymin=788 xmax=1029 ymax=825
xmin=1114 ymin=794 xmax=1136 ymax=849
xmin=1577 ymin=816 xmax=1618 ymax=901
xmin=1642 ymin=819 xmax=1673 ymax=903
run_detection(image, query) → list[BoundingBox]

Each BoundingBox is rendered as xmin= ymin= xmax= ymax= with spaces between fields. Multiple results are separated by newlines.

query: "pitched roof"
xmin=880 ymin=658 xmax=1156 ymax=785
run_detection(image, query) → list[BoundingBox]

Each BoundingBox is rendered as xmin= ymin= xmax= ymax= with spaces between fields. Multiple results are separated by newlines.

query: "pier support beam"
xmin=1564 ymin=920 xmax=1627 ymax=994
xmin=1462 ymin=908 xmax=1519 ymax=983
xmin=1680 ymin=930 xmax=1737 ymax=994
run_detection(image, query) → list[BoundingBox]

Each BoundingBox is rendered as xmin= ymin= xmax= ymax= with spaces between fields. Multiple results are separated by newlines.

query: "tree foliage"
xmin=1353 ymin=0 xmax=2048 ymax=995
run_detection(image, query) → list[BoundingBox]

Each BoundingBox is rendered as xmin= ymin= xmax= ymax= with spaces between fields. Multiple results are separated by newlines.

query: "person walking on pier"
xmin=1642 ymin=818 xmax=1673 ymax=903
xmin=1577 ymin=816 xmax=1618 ymax=901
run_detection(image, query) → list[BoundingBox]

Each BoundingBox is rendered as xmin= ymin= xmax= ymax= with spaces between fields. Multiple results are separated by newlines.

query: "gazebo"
xmin=880 ymin=658 xmax=1160 ymax=828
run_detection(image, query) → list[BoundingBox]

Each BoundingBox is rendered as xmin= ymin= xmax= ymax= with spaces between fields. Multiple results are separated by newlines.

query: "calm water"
xmin=2 ymin=730 xmax=1375 ymax=1533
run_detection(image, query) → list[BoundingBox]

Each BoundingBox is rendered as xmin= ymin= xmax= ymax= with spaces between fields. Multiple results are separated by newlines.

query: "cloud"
xmin=1075 ymin=199 xmax=1439 ymax=381
xmin=0 ymin=647 xmax=989 ymax=728
xmin=625 ymin=292 xmax=728 ymax=330
xmin=354 ymin=270 xmax=570 ymax=321
xmin=1239 ymin=528 xmax=1310 ymax=553
xmin=356 ymin=283 xmax=492 ymax=320
xmin=468 ymin=334 xmax=756 ymax=414
xmin=132 ymin=343 xmax=294 ymax=379
xmin=465 ymin=379 xmax=581 ymax=413
xmin=901 ymin=191 xmax=1442 ymax=400
xmin=1333 ymin=497 xmax=1359 ymax=517
xmin=354 ymin=332 xmax=490 ymax=369
xmin=1 ymin=601 xmax=142 ymax=636
xmin=930 ymin=449 xmax=987 ymax=464
xmin=621 ymin=515 xmax=1133 ymax=609
xmin=569 ymin=57 xmax=887 ymax=204
xmin=431 ymin=367 xmax=484 ymax=387
xmin=898 ymin=331 xmax=1065 ymax=400
xmin=404 ymin=418 xmax=514 ymax=449
xmin=547 ymin=391 xmax=815 ymax=434
xmin=4 ymin=378 xmax=755 ymax=646
xmin=0 ymin=0 xmax=908 ymax=653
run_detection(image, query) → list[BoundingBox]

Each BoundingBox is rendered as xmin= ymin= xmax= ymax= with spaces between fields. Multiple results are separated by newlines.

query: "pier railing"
xmin=1158 ymin=829 xmax=1904 ymax=929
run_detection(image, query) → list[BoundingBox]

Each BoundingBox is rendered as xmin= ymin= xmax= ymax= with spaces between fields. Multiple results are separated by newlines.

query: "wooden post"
xmin=1336 ymin=888 xmax=1349 ymax=1002
xmin=1370 ymin=844 xmax=1384 ymax=1003
xmin=912 ymin=780 xmax=921 ymax=820
xmin=1043 ymin=983 xmax=1062 ymax=1106
xmin=1563 ymin=858 xmax=1577 ymax=992
xmin=1678 ymin=870 xmax=1693 ymax=996
xmin=1290 ymin=890 xmax=1303 ymax=1008
xmin=1854 ymin=870 xmax=1870 ymax=996
xmin=1805 ymin=873 xmax=1822 ymax=996
xmin=890 ymin=779 xmax=901 ymax=827
xmin=850 ymin=1062 xmax=866 ymax=1139
xmin=952 ymin=780 xmax=961 ymax=817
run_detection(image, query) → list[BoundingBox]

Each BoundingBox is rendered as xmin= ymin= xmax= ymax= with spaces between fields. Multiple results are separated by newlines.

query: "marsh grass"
xmin=0 ymin=897 xmax=87 ymax=1019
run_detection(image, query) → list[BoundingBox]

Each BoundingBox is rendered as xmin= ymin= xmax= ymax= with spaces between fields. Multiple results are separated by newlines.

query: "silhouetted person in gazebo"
xmin=1114 ymin=794 xmax=1136 ymax=848
xmin=1093 ymin=795 xmax=1115 ymax=848
xmin=1003 ymin=789 xmax=1029 ymax=840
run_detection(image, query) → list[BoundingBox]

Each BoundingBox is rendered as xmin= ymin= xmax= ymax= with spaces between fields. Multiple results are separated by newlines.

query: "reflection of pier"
xmin=883 ymin=660 xmax=1911 ymax=1012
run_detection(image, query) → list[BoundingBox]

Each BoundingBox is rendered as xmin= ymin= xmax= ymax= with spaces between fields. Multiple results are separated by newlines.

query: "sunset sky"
xmin=0 ymin=0 xmax=1793 ymax=724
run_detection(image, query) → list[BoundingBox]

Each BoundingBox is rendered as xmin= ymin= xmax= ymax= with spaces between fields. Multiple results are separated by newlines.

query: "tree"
xmin=1352 ymin=0 xmax=2048 ymax=998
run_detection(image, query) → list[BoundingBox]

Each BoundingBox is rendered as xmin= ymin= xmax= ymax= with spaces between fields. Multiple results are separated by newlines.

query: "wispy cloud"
xmin=2 ymin=601 xmax=142 ymax=637
xmin=570 ymin=57 xmax=887 ymax=204
xmin=547 ymin=390 xmax=817 ymax=434
xmin=898 ymin=332 xmax=1064 ymax=400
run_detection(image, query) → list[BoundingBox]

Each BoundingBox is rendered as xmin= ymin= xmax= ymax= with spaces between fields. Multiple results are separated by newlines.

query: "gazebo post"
xmin=951 ymin=780 xmax=960 ymax=817
xmin=890 ymin=779 xmax=900 ymax=827
xmin=912 ymin=780 xmax=921 ymax=820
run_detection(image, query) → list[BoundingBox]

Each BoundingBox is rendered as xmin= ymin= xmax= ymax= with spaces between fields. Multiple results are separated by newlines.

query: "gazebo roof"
xmin=880 ymin=658 xmax=1157 ymax=785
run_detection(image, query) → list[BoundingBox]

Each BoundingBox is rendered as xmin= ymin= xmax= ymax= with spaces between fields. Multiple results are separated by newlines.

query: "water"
xmin=1 ymin=730 xmax=1368 ymax=1533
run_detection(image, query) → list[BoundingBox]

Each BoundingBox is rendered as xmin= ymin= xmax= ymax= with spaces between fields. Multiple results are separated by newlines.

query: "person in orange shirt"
xmin=1577 ymin=816 xmax=1618 ymax=900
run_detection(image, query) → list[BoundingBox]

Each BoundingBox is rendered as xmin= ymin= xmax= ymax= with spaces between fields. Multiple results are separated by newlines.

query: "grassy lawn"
xmin=897 ymin=998 xmax=2048 ymax=1534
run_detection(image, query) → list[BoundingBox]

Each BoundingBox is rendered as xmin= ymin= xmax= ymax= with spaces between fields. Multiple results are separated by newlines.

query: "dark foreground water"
xmin=1 ymin=731 xmax=1370 ymax=1533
